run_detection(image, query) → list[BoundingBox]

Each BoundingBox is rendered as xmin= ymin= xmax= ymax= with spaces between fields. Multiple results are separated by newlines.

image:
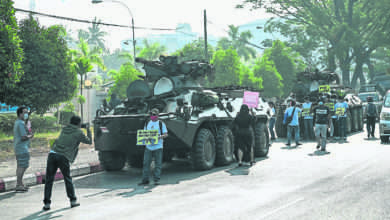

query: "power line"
xmin=15 ymin=8 xmax=178 ymax=31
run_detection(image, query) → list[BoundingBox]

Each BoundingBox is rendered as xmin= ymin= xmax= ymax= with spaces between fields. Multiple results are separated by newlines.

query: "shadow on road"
xmin=225 ymin=157 xmax=269 ymax=176
xmin=280 ymin=146 xmax=301 ymax=150
xmin=0 ymin=191 xmax=16 ymax=201
xmin=19 ymin=207 xmax=70 ymax=220
xmin=74 ymin=156 xmax=270 ymax=198
xmin=308 ymin=150 xmax=331 ymax=156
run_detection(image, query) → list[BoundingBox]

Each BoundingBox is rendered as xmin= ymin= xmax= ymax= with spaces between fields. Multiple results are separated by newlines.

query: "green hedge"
xmin=0 ymin=113 xmax=61 ymax=134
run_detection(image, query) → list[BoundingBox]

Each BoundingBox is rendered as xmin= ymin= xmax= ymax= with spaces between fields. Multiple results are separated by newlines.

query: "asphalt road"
xmin=1 ymin=128 xmax=390 ymax=220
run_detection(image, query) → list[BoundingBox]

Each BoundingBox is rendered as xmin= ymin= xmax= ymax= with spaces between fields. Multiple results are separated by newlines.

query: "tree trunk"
xmin=351 ymin=55 xmax=365 ymax=88
xmin=327 ymin=48 xmax=337 ymax=72
xmin=80 ymin=74 xmax=84 ymax=123
xmin=365 ymin=55 xmax=374 ymax=82
xmin=340 ymin=63 xmax=350 ymax=86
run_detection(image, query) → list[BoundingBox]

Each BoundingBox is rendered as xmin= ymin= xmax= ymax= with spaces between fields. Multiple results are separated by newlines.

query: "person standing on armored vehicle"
xmin=365 ymin=96 xmax=378 ymax=138
xmin=283 ymin=101 xmax=302 ymax=147
xmin=139 ymin=108 xmax=168 ymax=186
xmin=335 ymin=96 xmax=348 ymax=142
xmin=313 ymin=97 xmax=331 ymax=151
xmin=302 ymin=96 xmax=315 ymax=141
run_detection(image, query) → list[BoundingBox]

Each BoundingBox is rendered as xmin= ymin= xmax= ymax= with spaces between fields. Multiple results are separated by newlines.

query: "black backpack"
xmin=367 ymin=103 xmax=377 ymax=117
xmin=144 ymin=120 xmax=164 ymax=135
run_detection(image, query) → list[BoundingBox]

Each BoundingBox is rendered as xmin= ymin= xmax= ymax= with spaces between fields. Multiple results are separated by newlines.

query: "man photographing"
xmin=43 ymin=116 xmax=92 ymax=211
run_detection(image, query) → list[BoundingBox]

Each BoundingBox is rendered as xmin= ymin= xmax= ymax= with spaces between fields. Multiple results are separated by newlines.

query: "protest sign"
xmin=243 ymin=91 xmax=259 ymax=108
xmin=137 ymin=130 xmax=159 ymax=145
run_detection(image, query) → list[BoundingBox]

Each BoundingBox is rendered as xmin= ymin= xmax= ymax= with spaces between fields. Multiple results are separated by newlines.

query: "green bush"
xmin=0 ymin=113 xmax=17 ymax=134
xmin=54 ymin=111 xmax=75 ymax=125
xmin=0 ymin=113 xmax=60 ymax=134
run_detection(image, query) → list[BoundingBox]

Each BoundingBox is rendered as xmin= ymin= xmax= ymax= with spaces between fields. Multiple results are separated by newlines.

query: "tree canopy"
xmin=0 ymin=0 xmax=23 ymax=102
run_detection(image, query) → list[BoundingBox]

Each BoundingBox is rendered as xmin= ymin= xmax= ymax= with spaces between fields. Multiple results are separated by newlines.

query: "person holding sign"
xmin=334 ymin=96 xmax=348 ymax=142
xmin=302 ymin=96 xmax=315 ymax=141
xmin=139 ymin=108 xmax=168 ymax=186
xmin=283 ymin=101 xmax=303 ymax=147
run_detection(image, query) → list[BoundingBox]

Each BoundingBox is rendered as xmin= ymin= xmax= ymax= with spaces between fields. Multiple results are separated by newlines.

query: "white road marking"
xmin=342 ymin=162 xmax=372 ymax=179
xmin=259 ymin=197 xmax=304 ymax=219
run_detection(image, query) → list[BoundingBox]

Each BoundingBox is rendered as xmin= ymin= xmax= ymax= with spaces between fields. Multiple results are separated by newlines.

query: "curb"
xmin=0 ymin=162 xmax=103 ymax=193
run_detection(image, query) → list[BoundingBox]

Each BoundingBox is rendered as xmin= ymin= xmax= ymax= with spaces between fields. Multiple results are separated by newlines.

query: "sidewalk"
xmin=0 ymin=146 xmax=102 ymax=193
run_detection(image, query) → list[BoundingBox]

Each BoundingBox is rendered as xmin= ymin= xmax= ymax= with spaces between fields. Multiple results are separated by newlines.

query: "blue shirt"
xmin=145 ymin=120 xmax=168 ymax=151
xmin=334 ymin=102 xmax=348 ymax=117
xmin=302 ymin=102 xmax=313 ymax=119
xmin=283 ymin=106 xmax=302 ymax=126
xmin=13 ymin=119 xmax=30 ymax=155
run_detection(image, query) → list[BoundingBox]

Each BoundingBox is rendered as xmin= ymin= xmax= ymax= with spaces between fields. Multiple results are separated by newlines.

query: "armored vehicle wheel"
xmin=192 ymin=128 xmax=216 ymax=170
xmin=254 ymin=122 xmax=269 ymax=157
xmin=98 ymin=151 xmax=126 ymax=171
xmin=215 ymin=126 xmax=235 ymax=166
xmin=128 ymin=154 xmax=144 ymax=168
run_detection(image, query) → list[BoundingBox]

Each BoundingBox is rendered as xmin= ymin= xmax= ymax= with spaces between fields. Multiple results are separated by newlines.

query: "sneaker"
xmin=320 ymin=148 xmax=326 ymax=152
xmin=271 ymin=137 xmax=276 ymax=141
xmin=296 ymin=142 xmax=302 ymax=146
xmin=70 ymin=201 xmax=80 ymax=208
xmin=316 ymin=145 xmax=320 ymax=149
xmin=154 ymin=181 xmax=160 ymax=186
xmin=367 ymin=134 xmax=370 ymax=138
xmin=285 ymin=143 xmax=291 ymax=146
xmin=138 ymin=180 xmax=150 ymax=186
xmin=15 ymin=185 xmax=28 ymax=192
xmin=42 ymin=204 xmax=51 ymax=211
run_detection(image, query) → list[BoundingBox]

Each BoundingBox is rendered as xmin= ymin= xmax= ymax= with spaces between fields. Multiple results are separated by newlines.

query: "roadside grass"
xmin=0 ymin=128 xmax=94 ymax=162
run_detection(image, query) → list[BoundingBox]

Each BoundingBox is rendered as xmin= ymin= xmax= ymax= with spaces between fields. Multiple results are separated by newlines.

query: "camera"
xmin=81 ymin=123 xmax=90 ymax=129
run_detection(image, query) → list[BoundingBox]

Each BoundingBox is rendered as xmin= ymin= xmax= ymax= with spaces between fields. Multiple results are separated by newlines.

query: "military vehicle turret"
xmin=93 ymin=56 xmax=270 ymax=171
xmin=275 ymin=69 xmax=363 ymax=138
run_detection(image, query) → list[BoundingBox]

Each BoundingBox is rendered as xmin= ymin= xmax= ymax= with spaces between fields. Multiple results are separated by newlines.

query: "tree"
xmin=87 ymin=17 xmax=108 ymax=52
xmin=108 ymin=63 xmax=143 ymax=99
xmin=4 ymin=16 xmax=77 ymax=114
xmin=264 ymin=40 xmax=303 ymax=96
xmin=239 ymin=64 xmax=262 ymax=90
xmin=138 ymin=39 xmax=167 ymax=60
xmin=253 ymin=54 xmax=283 ymax=97
xmin=173 ymin=38 xmax=214 ymax=62
xmin=238 ymin=0 xmax=387 ymax=87
xmin=217 ymin=25 xmax=257 ymax=60
xmin=71 ymin=39 xmax=105 ymax=121
xmin=0 ymin=0 xmax=23 ymax=102
xmin=210 ymin=49 xmax=241 ymax=87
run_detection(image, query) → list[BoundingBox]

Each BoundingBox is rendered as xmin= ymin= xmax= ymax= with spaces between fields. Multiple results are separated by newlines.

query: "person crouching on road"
xmin=313 ymin=97 xmax=331 ymax=151
xmin=283 ymin=100 xmax=302 ymax=147
xmin=43 ymin=116 xmax=92 ymax=211
xmin=365 ymin=96 xmax=378 ymax=138
xmin=14 ymin=106 xmax=34 ymax=192
xmin=139 ymin=108 xmax=168 ymax=186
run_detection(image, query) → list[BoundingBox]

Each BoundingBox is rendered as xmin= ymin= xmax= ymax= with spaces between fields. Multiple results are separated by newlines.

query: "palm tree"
xmin=87 ymin=17 xmax=108 ymax=52
xmin=71 ymin=38 xmax=105 ymax=122
xmin=217 ymin=25 xmax=257 ymax=60
xmin=138 ymin=39 xmax=167 ymax=60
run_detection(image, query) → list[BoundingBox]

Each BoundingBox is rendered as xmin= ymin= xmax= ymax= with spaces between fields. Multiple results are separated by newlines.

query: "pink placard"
xmin=243 ymin=91 xmax=259 ymax=108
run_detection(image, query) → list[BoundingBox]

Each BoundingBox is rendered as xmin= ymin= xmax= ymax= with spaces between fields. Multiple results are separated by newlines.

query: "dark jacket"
xmin=52 ymin=124 xmax=92 ymax=163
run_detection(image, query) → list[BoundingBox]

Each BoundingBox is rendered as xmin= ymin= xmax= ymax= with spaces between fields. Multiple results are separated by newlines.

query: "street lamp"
xmin=92 ymin=0 xmax=136 ymax=64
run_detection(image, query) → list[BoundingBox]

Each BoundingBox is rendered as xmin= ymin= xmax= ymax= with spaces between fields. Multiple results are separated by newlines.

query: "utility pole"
xmin=204 ymin=9 xmax=209 ymax=62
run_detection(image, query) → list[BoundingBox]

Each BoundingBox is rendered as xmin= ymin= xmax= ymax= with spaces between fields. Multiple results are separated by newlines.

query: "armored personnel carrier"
xmin=275 ymin=69 xmax=363 ymax=138
xmin=93 ymin=56 xmax=270 ymax=171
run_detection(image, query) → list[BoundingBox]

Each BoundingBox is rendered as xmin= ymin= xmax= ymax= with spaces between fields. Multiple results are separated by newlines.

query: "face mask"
xmin=24 ymin=113 xmax=29 ymax=120
xmin=319 ymin=102 xmax=323 ymax=105
xmin=150 ymin=115 xmax=158 ymax=121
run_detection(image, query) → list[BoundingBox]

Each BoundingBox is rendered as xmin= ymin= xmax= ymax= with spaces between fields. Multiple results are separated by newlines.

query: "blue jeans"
xmin=303 ymin=119 xmax=314 ymax=140
xmin=44 ymin=153 xmax=76 ymax=205
xmin=287 ymin=125 xmax=300 ymax=145
xmin=269 ymin=117 xmax=276 ymax=139
xmin=142 ymin=148 xmax=163 ymax=182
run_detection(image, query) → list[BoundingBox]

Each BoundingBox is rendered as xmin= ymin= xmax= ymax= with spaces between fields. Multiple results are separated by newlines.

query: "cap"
xmin=151 ymin=108 xmax=159 ymax=115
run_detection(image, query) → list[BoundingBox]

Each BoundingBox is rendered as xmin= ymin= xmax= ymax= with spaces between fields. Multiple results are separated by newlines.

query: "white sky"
xmin=13 ymin=0 xmax=272 ymax=50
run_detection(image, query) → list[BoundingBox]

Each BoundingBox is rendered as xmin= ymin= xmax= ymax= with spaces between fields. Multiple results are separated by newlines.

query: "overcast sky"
xmin=14 ymin=0 xmax=272 ymax=50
